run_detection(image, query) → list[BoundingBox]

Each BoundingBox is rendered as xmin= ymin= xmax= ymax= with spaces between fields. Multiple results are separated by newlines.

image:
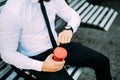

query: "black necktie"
xmin=39 ymin=0 xmax=57 ymax=49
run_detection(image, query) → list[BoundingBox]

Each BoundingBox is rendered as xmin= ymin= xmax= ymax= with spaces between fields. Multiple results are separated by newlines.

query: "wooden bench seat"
xmin=58 ymin=0 xmax=118 ymax=31
xmin=0 ymin=59 xmax=83 ymax=80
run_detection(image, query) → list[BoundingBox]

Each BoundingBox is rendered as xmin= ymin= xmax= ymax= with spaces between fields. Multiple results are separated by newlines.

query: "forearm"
xmin=56 ymin=0 xmax=81 ymax=33
xmin=67 ymin=13 xmax=81 ymax=33
xmin=0 ymin=50 xmax=43 ymax=71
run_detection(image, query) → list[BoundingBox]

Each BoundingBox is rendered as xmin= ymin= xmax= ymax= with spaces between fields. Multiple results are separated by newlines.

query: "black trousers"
xmin=27 ymin=42 xmax=112 ymax=80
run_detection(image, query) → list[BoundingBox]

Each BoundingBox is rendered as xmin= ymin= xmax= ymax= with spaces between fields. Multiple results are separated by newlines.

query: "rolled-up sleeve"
xmin=55 ymin=0 xmax=81 ymax=33
xmin=0 ymin=8 xmax=43 ymax=71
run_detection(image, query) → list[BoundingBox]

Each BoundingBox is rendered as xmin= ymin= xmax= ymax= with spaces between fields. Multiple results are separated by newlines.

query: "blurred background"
xmin=67 ymin=0 xmax=120 ymax=80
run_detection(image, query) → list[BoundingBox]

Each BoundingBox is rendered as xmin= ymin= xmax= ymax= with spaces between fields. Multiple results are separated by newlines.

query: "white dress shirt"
xmin=0 ymin=0 xmax=80 ymax=71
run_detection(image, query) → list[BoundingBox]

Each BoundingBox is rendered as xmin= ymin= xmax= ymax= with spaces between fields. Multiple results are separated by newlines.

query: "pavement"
xmin=69 ymin=0 xmax=120 ymax=80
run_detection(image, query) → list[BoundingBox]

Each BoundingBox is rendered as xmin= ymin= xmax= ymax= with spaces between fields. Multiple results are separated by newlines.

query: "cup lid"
xmin=54 ymin=47 xmax=67 ymax=58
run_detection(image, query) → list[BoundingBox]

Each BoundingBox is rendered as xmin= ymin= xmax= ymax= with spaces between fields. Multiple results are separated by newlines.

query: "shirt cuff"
xmin=67 ymin=17 xmax=81 ymax=33
xmin=31 ymin=59 xmax=43 ymax=71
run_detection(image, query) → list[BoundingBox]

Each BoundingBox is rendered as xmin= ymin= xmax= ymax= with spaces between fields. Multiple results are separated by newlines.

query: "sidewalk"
xmin=71 ymin=0 xmax=120 ymax=80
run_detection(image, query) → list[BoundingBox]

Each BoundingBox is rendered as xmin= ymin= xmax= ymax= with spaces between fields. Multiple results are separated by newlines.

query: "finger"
xmin=66 ymin=35 xmax=71 ymax=43
xmin=54 ymin=60 xmax=65 ymax=66
xmin=63 ymin=36 xmax=68 ymax=43
xmin=57 ymin=41 xmax=60 ymax=46
xmin=57 ymin=66 xmax=63 ymax=71
xmin=57 ymin=35 xmax=62 ymax=44
xmin=62 ymin=35 xmax=70 ymax=44
xmin=67 ymin=36 xmax=72 ymax=43
xmin=49 ymin=54 xmax=54 ymax=57
xmin=62 ymin=34 xmax=72 ymax=44
xmin=58 ymin=33 xmax=66 ymax=44
xmin=57 ymin=37 xmax=62 ymax=45
xmin=47 ymin=54 xmax=54 ymax=60
xmin=57 ymin=36 xmax=61 ymax=43
xmin=61 ymin=36 xmax=66 ymax=44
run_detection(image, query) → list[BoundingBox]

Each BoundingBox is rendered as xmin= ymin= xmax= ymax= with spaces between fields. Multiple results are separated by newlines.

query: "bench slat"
xmin=67 ymin=66 xmax=76 ymax=75
xmin=99 ymin=9 xmax=114 ymax=28
xmin=82 ymin=5 xmax=99 ymax=23
xmin=0 ymin=61 xmax=6 ymax=69
xmin=0 ymin=64 xmax=12 ymax=78
xmin=5 ymin=71 xmax=17 ymax=80
xmin=80 ymin=5 xmax=93 ymax=19
xmin=104 ymin=11 xmax=118 ymax=31
xmin=73 ymin=67 xmax=83 ymax=80
xmin=87 ymin=6 xmax=104 ymax=24
xmin=77 ymin=2 xmax=89 ymax=14
xmin=93 ymin=7 xmax=109 ymax=25
xmin=72 ymin=0 xmax=86 ymax=10
xmin=69 ymin=0 xmax=79 ymax=8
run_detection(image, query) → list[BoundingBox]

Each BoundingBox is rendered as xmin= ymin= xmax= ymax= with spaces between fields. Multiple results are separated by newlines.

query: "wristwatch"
xmin=64 ymin=25 xmax=73 ymax=32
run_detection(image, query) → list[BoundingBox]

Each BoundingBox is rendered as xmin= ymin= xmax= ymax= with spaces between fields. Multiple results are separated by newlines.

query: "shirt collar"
xmin=31 ymin=0 xmax=39 ymax=3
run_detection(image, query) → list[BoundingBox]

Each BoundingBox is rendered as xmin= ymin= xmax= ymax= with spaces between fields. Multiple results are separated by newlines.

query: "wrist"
xmin=64 ymin=25 xmax=73 ymax=33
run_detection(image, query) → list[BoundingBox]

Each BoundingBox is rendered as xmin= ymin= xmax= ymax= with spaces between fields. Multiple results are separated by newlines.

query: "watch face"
xmin=65 ymin=26 xmax=71 ymax=29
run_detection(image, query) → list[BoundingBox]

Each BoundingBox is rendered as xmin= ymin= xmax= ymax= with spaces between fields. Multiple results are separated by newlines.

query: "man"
xmin=0 ymin=0 xmax=112 ymax=80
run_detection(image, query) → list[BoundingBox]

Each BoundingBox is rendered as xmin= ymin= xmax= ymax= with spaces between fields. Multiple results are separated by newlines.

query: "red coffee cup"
xmin=53 ymin=47 xmax=67 ymax=61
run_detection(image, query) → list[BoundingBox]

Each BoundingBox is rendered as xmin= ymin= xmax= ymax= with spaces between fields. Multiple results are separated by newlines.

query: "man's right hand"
xmin=41 ymin=54 xmax=65 ymax=72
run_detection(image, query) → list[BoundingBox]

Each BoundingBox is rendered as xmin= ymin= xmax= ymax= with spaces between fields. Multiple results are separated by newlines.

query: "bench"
xmin=57 ymin=0 xmax=118 ymax=31
xmin=0 ymin=0 xmax=83 ymax=80
xmin=0 ymin=59 xmax=83 ymax=80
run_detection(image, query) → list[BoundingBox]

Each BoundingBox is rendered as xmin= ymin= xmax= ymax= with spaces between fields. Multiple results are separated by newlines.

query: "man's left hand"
xmin=57 ymin=30 xmax=73 ymax=45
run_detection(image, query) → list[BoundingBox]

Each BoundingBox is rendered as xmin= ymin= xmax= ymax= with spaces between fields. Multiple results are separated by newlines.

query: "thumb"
xmin=48 ymin=54 xmax=54 ymax=59
xmin=57 ymin=41 xmax=60 ymax=46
